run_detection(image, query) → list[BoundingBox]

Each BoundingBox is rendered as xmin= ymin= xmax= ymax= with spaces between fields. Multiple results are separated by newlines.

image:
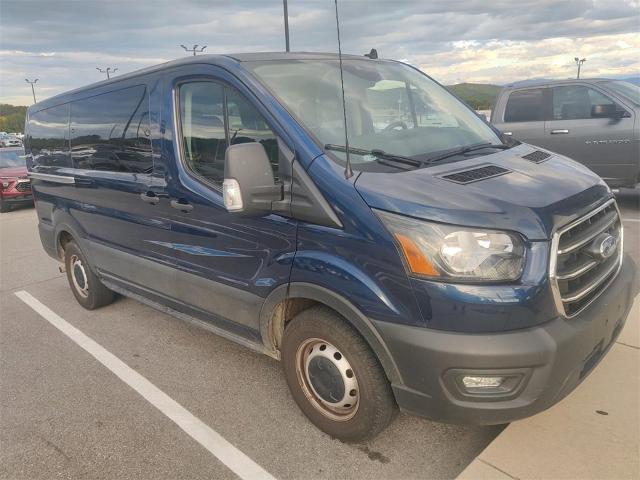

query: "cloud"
xmin=0 ymin=0 xmax=638 ymax=104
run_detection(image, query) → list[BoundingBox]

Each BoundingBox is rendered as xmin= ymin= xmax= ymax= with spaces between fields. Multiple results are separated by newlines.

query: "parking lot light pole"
xmin=180 ymin=44 xmax=207 ymax=56
xmin=96 ymin=67 xmax=118 ymax=79
xmin=25 ymin=78 xmax=38 ymax=104
xmin=574 ymin=57 xmax=586 ymax=79
xmin=283 ymin=0 xmax=290 ymax=52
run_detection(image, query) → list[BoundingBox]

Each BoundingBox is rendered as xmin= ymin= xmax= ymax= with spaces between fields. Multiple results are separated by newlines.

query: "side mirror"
xmin=591 ymin=104 xmax=620 ymax=118
xmin=223 ymin=142 xmax=282 ymax=215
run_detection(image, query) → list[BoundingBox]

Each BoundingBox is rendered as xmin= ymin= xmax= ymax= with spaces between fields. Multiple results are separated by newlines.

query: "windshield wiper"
xmin=423 ymin=142 xmax=511 ymax=164
xmin=324 ymin=144 xmax=422 ymax=169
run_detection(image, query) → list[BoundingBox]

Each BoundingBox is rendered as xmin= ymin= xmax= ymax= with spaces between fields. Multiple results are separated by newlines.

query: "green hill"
xmin=0 ymin=104 xmax=27 ymax=133
xmin=445 ymin=83 xmax=502 ymax=110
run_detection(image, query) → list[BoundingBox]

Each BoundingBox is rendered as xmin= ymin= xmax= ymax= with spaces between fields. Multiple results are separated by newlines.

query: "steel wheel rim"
xmin=70 ymin=254 xmax=89 ymax=298
xmin=295 ymin=337 xmax=359 ymax=421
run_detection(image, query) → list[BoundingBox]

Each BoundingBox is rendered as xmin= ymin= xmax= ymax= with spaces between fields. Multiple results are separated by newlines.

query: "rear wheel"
xmin=64 ymin=240 xmax=115 ymax=310
xmin=281 ymin=306 xmax=397 ymax=442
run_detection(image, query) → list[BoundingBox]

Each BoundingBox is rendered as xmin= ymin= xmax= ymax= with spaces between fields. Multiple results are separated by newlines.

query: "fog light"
xmin=462 ymin=376 xmax=505 ymax=390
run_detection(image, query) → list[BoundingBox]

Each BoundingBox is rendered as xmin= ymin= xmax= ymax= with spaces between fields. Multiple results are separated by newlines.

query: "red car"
xmin=0 ymin=147 xmax=33 ymax=212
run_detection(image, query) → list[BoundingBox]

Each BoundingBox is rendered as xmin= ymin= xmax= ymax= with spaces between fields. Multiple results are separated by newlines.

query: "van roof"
xmin=28 ymin=51 xmax=376 ymax=112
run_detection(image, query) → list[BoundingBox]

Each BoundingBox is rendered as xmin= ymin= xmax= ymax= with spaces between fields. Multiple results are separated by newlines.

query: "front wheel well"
xmin=267 ymin=297 xmax=319 ymax=353
xmin=263 ymin=292 xmax=401 ymax=385
xmin=57 ymin=230 xmax=74 ymax=260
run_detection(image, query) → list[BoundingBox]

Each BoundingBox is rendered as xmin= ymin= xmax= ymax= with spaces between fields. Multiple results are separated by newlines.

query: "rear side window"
xmin=29 ymin=104 xmax=71 ymax=168
xmin=504 ymin=89 xmax=544 ymax=122
xmin=70 ymin=85 xmax=152 ymax=173
xmin=551 ymin=85 xmax=617 ymax=120
xmin=179 ymin=82 xmax=278 ymax=187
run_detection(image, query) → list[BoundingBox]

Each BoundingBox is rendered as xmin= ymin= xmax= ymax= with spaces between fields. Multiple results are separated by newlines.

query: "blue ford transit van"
xmin=26 ymin=53 xmax=636 ymax=442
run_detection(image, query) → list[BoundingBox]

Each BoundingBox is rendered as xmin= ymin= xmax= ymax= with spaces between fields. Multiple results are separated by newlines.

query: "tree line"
xmin=0 ymin=104 xmax=27 ymax=133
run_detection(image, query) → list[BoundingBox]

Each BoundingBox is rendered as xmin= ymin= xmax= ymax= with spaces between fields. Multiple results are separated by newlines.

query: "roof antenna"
xmin=364 ymin=48 xmax=378 ymax=59
xmin=334 ymin=0 xmax=353 ymax=179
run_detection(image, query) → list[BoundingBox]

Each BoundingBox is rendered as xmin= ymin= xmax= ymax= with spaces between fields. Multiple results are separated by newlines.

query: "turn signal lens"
xmin=395 ymin=233 xmax=440 ymax=276
xmin=222 ymin=178 xmax=243 ymax=212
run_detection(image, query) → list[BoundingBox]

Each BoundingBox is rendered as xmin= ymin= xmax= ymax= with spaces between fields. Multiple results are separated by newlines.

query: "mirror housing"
xmin=591 ymin=104 xmax=622 ymax=118
xmin=223 ymin=142 xmax=282 ymax=215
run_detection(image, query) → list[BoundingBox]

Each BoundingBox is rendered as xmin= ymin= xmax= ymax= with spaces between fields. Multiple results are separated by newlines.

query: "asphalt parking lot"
xmin=1 ymin=189 xmax=638 ymax=480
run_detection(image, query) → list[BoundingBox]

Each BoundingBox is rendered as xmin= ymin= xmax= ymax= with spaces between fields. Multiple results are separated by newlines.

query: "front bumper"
xmin=375 ymin=255 xmax=637 ymax=425
xmin=1 ymin=193 xmax=33 ymax=205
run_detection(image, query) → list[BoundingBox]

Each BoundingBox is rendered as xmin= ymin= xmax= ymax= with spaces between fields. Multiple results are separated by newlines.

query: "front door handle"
xmin=170 ymin=199 xmax=193 ymax=213
xmin=140 ymin=191 xmax=160 ymax=205
xmin=551 ymin=129 xmax=570 ymax=134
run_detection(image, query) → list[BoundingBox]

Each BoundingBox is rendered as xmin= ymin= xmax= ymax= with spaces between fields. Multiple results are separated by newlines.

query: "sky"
xmin=1 ymin=0 xmax=639 ymax=105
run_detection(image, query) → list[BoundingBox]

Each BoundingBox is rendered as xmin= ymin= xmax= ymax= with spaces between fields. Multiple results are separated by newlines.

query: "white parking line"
xmin=14 ymin=290 xmax=276 ymax=480
xmin=623 ymin=217 xmax=640 ymax=223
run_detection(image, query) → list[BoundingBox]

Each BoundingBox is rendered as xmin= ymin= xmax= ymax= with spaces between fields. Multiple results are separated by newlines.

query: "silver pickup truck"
xmin=491 ymin=79 xmax=639 ymax=188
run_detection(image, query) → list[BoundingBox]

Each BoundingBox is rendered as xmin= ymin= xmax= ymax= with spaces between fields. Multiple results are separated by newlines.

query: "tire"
xmin=0 ymin=200 xmax=10 ymax=213
xmin=64 ymin=240 xmax=115 ymax=310
xmin=281 ymin=306 xmax=397 ymax=442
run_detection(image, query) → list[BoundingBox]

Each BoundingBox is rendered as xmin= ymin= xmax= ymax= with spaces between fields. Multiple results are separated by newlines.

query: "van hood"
xmin=354 ymin=143 xmax=611 ymax=240
xmin=0 ymin=166 xmax=28 ymax=178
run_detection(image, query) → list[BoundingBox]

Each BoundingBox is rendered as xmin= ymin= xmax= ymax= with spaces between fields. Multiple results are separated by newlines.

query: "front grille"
xmin=441 ymin=165 xmax=510 ymax=184
xmin=551 ymin=199 xmax=622 ymax=317
xmin=14 ymin=181 xmax=31 ymax=192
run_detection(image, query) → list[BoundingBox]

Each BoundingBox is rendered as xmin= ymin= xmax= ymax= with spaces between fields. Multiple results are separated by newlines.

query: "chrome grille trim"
xmin=557 ymin=211 xmax=618 ymax=254
xmin=549 ymin=198 xmax=623 ymax=318
xmin=555 ymin=259 xmax=598 ymax=280
xmin=561 ymin=259 xmax=619 ymax=303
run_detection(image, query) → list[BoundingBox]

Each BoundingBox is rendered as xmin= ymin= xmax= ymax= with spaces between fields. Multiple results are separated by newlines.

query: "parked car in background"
xmin=0 ymin=147 xmax=32 ymax=212
xmin=26 ymin=53 xmax=636 ymax=441
xmin=1 ymin=134 xmax=23 ymax=148
xmin=491 ymin=79 xmax=639 ymax=188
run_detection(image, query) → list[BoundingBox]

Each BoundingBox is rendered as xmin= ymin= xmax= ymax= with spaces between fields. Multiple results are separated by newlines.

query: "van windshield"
xmin=248 ymin=59 xmax=502 ymax=169
xmin=599 ymin=80 xmax=640 ymax=106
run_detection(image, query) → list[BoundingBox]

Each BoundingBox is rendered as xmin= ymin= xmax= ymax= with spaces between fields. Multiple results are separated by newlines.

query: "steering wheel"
xmin=384 ymin=121 xmax=408 ymax=132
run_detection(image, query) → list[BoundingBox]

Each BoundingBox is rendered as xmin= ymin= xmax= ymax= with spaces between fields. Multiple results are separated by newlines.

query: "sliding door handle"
xmin=140 ymin=191 xmax=160 ymax=205
xmin=551 ymin=129 xmax=569 ymax=134
xmin=170 ymin=199 xmax=193 ymax=212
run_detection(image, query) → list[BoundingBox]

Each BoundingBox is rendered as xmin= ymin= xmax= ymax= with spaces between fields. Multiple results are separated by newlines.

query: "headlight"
xmin=376 ymin=210 xmax=526 ymax=282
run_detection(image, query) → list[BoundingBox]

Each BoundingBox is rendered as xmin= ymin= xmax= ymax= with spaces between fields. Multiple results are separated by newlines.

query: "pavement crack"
xmin=616 ymin=341 xmax=640 ymax=350
xmin=39 ymin=435 xmax=72 ymax=462
xmin=478 ymin=458 xmax=520 ymax=480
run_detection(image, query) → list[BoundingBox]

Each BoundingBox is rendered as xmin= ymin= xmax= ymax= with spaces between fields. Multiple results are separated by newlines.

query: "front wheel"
xmin=281 ymin=306 xmax=397 ymax=442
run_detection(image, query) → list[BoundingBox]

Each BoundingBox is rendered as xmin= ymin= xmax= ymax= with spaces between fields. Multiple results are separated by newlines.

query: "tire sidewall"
xmin=282 ymin=309 xmax=395 ymax=442
xmin=64 ymin=241 xmax=97 ymax=309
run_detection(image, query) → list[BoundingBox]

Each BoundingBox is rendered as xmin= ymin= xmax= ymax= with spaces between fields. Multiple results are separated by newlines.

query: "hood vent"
xmin=522 ymin=150 xmax=551 ymax=163
xmin=441 ymin=164 xmax=511 ymax=184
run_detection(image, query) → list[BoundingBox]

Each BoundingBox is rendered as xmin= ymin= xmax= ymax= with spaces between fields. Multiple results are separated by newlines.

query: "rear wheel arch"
xmin=260 ymin=283 xmax=403 ymax=385
xmin=57 ymin=230 xmax=74 ymax=259
xmin=50 ymin=211 xmax=87 ymax=260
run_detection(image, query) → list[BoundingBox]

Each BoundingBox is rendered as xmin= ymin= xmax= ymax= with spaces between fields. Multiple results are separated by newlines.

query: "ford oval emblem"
xmin=599 ymin=234 xmax=617 ymax=259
